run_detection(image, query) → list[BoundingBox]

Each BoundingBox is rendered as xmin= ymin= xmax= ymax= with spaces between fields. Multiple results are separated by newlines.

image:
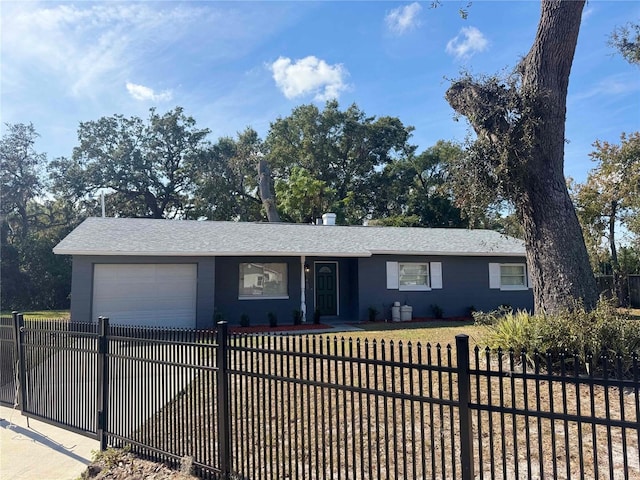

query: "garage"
xmin=92 ymin=264 xmax=197 ymax=328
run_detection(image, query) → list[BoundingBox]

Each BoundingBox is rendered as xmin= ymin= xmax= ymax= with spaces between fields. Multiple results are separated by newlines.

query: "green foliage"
xmin=268 ymin=312 xmax=278 ymax=328
xmin=480 ymin=301 xmax=640 ymax=375
xmin=275 ymin=167 xmax=335 ymax=223
xmin=1 ymin=124 xmax=80 ymax=310
xmin=266 ymin=100 xmax=416 ymax=224
xmin=472 ymin=305 xmax=514 ymax=326
xmin=0 ymin=123 xmax=45 ymax=239
xmin=191 ymin=128 xmax=264 ymax=222
xmin=313 ymin=308 xmax=322 ymax=325
xmin=240 ymin=313 xmax=250 ymax=327
xmin=213 ymin=309 xmax=225 ymax=324
xmin=446 ymin=74 xmax=542 ymax=213
xmin=50 ymin=107 xmax=210 ymax=219
xmin=89 ymin=445 xmax=132 ymax=469
xmin=292 ymin=309 xmax=303 ymax=325
xmin=368 ymin=141 xmax=468 ymax=227
xmin=367 ymin=306 xmax=379 ymax=322
xmin=609 ymin=22 xmax=640 ymax=66
xmin=572 ymin=132 xmax=640 ymax=304
xmin=430 ymin=304 xmax=444 ymax=319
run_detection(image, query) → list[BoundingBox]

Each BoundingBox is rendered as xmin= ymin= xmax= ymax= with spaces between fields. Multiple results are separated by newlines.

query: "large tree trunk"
xmin=257 ymin=158 xmax=281 ymax=222
xmin=447 ymin=0 xmax=598 ymax=313
xmin=518 ymin=0 xmax=597 ymax=313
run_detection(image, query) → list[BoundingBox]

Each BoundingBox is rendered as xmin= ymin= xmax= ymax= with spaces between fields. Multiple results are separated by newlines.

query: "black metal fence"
xmin=1 ymin=314 xmax=639 ymax=479
xmin=596 ymin=274 xmax=640 ymax=307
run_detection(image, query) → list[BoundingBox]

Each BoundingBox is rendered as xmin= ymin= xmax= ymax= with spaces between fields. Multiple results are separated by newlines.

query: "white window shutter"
xmin=430 ymin=262 xmax=443 ymax=289
xmin=489 ymin=263 xmax=501 ymax=289
xmin=386 ymin=262 xmax=399 ymax=289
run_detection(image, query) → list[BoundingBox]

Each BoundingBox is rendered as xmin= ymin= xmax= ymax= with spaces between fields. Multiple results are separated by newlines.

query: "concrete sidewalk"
xmin=0 ymin=404 xmax=98 ymax=480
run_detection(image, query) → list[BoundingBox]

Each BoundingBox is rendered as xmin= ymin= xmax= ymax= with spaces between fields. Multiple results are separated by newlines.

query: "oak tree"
xmin=445 ymin=0 xmax=598 ymax=313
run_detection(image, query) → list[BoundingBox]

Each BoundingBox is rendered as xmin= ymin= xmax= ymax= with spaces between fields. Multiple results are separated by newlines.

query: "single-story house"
xmin=53 ymin=216 xmax=534 ymax=328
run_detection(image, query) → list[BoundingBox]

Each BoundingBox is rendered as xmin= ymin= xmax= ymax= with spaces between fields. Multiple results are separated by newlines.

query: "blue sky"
xmin=2 ymin=1 xmax=639 ymax=184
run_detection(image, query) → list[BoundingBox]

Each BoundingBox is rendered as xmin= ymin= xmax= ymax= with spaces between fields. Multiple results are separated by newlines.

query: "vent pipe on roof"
xmin=322 ymin=213 xmax=336 ymax=226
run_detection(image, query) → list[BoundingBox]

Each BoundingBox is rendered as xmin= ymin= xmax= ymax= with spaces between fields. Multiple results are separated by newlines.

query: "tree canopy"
xmin=609 ymin=22 xmax=640 ymax=66
xmin=50 ymin=107 xmax=210 ymax=219
xmin=572 ymin=132 xmax=640 ymax=304
xmin=266 ymin=100 xmax=416 ymax=224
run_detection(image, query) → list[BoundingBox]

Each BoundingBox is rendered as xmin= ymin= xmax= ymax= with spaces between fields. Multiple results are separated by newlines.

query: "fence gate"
xmin=9 ymin=313 xmax=100 ymax=439
xmin=0 ymin=316 xmax=18 ymax=406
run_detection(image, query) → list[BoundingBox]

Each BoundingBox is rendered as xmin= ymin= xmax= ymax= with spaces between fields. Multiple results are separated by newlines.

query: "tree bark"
xmin=517 ymin=0 xmax=597 ymax=313
xmin=447 ymin=0 xmax=598 ymax=313
xmin=608 ymin=200 xmax=625 ymax=305
xmin=257 ymin=158 xmax=281 ymax=222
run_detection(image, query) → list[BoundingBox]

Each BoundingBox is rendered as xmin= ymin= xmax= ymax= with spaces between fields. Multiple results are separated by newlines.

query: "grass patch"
xmin=1 ymin=310 xmax=70 ymax=320
xmin=331 ymin=319 xmax=484 ymax=349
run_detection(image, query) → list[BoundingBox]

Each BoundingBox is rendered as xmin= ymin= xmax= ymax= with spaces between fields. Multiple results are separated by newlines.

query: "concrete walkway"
xmin=0 ymin=404 xmax=98 ymax=480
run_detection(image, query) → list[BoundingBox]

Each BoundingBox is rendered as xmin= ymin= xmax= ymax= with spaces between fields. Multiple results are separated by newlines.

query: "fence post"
xmin=456 ymin=334 xmax=474 ymax=480
xmin=12 ymin=312 xmax=26 ymax=411
xmin=216 ymin=321 xmax=231 ymax=480
xmin=96 ymin=316 xmax=109 ymax=451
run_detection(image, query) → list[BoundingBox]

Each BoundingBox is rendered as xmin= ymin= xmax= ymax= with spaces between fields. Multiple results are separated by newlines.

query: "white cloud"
xmin=269 ymin=56 xmax=349 ymax=102
xmin=446 ymin=26 xmax=489 ymax=60
xmin=126 ymin=82 xmax=173 ymax=102
xmin=385 ymin=2 xmax=422 ymax=35
xmin=1 ymin=3 xmax=201 ymax=99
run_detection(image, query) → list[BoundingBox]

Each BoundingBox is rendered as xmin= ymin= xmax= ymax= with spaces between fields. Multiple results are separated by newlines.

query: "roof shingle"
xmin=53 ymin=217 xmax=526 ymax=257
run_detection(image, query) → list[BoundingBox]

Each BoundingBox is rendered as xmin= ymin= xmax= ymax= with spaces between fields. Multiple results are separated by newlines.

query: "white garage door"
xmin=92 ymin=264 xmax=197 ymax=328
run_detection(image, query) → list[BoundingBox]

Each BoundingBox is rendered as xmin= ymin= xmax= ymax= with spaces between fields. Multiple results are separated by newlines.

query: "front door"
xmin=315 ymin=262 xmax=338 ymax=316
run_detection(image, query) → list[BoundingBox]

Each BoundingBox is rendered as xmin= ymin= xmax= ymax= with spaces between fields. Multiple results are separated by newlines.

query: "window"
xmin=399 ymin=263 xmax=430 ymax=291
xmin=386 ymin=261 xmax=442 ymax=290
xmin=239 ymin=263 xmax=288 ymax=299
xmin=489 ymin=263 xmax=528 ymax=290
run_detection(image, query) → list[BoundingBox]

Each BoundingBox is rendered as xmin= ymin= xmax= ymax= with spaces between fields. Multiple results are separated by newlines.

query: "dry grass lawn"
xmin=133 ymin=323 xmax=639 ymax=480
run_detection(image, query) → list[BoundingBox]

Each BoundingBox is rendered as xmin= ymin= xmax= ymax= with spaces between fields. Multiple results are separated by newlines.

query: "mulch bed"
xmin=229 ymin=317 xmax=474 ymax=333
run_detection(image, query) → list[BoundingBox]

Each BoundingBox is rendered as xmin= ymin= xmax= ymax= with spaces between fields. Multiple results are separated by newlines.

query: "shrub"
xmin=313 ymin=308 xmax=321 ymax=325
xmin=213 ymin=309 xmax=225 ymax=324
xmin=267 ymin=312 xmax=278 ymax=328
xmin=430 ymin=304 xmax=444 ymax=319
xmin=482 ymin=309 xmax=537 ymax=356
xmin=293 ymin=309 xmax=303 ymax=325
xmin=367 ymin=306 xmax=379 ymax=322
xmin=472 ymin=305 xmax=514 ymax=325
xmin=240 ymin=313 xmax=250 ymax=327
xmin=480 ymin=300 xmax=640 ymax=376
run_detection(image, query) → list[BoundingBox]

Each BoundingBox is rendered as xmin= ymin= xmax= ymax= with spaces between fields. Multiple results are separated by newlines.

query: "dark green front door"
xmin=315 ymin=262 xmax=337 ymax=316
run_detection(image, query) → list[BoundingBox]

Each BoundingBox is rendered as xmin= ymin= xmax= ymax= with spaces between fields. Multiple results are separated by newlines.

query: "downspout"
xmin=301 ymin=255 xmax=307 ymax=322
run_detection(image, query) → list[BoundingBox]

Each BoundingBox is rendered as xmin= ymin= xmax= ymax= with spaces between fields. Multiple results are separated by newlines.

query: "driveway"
xmin=0 ymin=404 xmax=98 ymax=480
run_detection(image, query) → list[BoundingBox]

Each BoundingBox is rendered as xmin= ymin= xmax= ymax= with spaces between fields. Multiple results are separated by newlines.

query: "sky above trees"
xmin=1 ymin=1 xmax=638 ymax=183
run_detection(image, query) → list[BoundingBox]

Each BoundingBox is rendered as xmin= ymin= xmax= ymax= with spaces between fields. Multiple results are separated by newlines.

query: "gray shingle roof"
xmin=53 ymin=217 xmax=526 ymax=257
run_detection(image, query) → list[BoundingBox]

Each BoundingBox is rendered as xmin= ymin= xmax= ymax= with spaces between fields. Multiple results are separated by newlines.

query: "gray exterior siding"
xmin=69 ymin=252 xmax=533 ymax=327
xmin=214 ymin=256 xmax=303 ymax=326
xmin=215 ymin=257 xmax=359 ymax=325
xmin=70 ymin=256 xmax=216 ymax=329
xmin=357 ymin=255 xmax=533 ymax=321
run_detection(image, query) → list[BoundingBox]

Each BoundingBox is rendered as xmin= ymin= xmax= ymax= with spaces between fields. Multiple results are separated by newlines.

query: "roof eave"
xmin=368 ymin=250 xmax=526 ymax=257
xmin=53 ymin=249 xmax=372 ymax=257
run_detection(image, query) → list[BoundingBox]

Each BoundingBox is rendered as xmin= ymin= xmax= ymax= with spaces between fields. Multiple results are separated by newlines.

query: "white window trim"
xmin=489 ymin=263 xmax=528 ymax=291
xmin=239 ymin=295 xmax=290 ymax=301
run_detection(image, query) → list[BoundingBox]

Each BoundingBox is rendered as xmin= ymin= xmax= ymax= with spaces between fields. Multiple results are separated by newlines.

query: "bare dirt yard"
xmin=81 ymin=450 xmax=199 ymax=480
